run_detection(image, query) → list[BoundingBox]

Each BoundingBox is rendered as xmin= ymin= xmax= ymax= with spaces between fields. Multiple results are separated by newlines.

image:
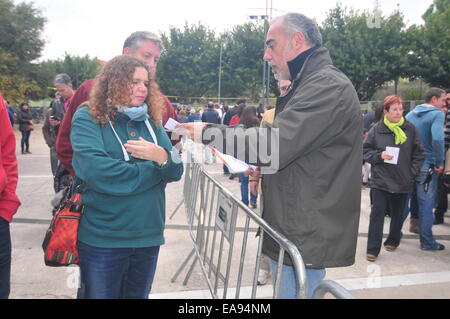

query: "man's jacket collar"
xmin=287 ymin=46 xmax=320 ymax=81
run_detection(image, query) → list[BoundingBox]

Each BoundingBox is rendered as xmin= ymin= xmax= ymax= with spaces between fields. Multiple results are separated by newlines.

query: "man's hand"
xmin=435 ymin=165 xmax=444 ymax=173
xmin=175 ymin=122 xmax=207 ymax=143
xmin=49 ymin=118 xmax=61 ymax=127
xmin=250 ymin=181 xmax=259 ymax=196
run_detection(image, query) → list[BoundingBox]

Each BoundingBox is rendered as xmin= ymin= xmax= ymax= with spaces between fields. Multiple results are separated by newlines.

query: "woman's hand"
xmin=381 ymin=151 xmax=393 ymax=161
xmin=124 ymin=137 xmax=168 ymax=166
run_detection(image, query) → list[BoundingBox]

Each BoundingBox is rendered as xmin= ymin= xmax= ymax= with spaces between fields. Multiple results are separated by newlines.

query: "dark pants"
xmin=435 ymin=173 xmax=448 ymax=215
xmin=77 ymin=241 xmax=160 ymax=299
xmin=20 ymin=130 xmax=31 ymax=152
xmin=0 ymin=217 xmax=11 ymax=299
xmin=367 ymin=189 xmax=408 ymax=256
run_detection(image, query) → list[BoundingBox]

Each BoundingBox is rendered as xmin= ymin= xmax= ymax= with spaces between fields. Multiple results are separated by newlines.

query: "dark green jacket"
xmin=204 ymin=48 xmax=362 ymax=268
xmin=71 ymin=106 xmax=183 ymax=248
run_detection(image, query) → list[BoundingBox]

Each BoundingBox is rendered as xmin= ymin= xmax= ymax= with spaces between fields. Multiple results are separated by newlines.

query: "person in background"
xmin=222 ymin=100 xmax=245 ymax=126
xmin=54 ymin=73 xmax=74 ymax=110
xmin=16 ymin=103 xmax=33 ymax=155
xmin=229 ymin=102 xmax=246 ymax=126
xmin=363 ymin=95 xmax=424 ymax=262
xmin=187 ymin=108 xmax=201 ymax=122
xmin=0 ymin=93 xmax=21 ymax=299
xmin=406 ymin=88 xmax=447 ymax=251
xmin=43 ymin=76 xmax=70 ymax=178
xmin=214 ymin=102 xmax=223 ymax=119
xmin=177 ymin=109 xmax=189 ymax=123
xmin=435 ymin=88 xmax=450 ymax=225
xmin=5 ymin=101 xmax=14 ymax=127
xmin=238 ymin=106 xmax=260 ymax=208
xmin=362 ymin=128 xmax=371 ymax=186
xmin=70 ymin=55 xmax=183 ymax=299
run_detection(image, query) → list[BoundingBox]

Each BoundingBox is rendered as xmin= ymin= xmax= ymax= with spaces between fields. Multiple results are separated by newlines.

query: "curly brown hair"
xmin=88 ymin=55 xmax=164 ymax=125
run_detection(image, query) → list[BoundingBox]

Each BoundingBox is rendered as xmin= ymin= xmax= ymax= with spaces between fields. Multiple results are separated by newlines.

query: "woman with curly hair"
xmin=70 ymin=55 xmax=183 ymax=299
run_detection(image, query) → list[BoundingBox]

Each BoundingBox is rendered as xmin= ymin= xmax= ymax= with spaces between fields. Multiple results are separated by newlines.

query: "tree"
xmin=0 ymin=0 xmax=46 ymax=103
xmin=321 ymin=5 xmax=409 ymax=100
xmin=409 ymin=0 xmax=450 ymax=88
xmin=219 ymin=22 xmax=266 ymax=100
xmin=158 ymin=23 xmax=219 ymax=102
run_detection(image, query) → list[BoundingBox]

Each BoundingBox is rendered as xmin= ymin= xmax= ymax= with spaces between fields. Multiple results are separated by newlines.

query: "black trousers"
xmin=367 ymin=188 xmax=408 ymax=256
xmin=0 ymin=217 xmax=11 ymax=299
xmin=435 ymin=173 xmax=448 ymax=214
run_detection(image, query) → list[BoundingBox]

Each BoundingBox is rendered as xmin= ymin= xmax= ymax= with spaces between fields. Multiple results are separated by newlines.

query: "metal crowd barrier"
xmin=171 ymin=144 xmax=307 ymax=299
xmin=312 ymin=280 xmax=356 ymax=299
xmin=171 ymin=142 xmax=354 ymax=299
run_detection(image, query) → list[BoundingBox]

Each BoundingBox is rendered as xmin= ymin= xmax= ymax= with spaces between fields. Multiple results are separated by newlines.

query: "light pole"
xmin=218 ymin=42 xmax=224 ymax=105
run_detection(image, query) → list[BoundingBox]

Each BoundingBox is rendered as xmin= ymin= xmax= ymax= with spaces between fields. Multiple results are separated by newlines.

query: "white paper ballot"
xmin=384 ymin=146 xmax=400 ymax=165
xmin=211 ymin=147 xmax=257 ymax=173
xmin=164 ymin=118 xmax=180 ymax=131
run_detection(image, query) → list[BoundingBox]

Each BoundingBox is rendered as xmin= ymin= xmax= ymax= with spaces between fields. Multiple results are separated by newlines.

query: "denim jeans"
xmin=77 ymin=241 xmax=160 ymax=299
xmin=268 ymin=258 xmax=326 ymax=299
xmin=239 ymin=173 xmax=258 ymax=206
xmin=410 ymin=169 xmax=440 ymax=249
xmin=20 ymin=130 xmax=31 ymax=151
xmin=0 ymin=217 xmax=11 ymax=299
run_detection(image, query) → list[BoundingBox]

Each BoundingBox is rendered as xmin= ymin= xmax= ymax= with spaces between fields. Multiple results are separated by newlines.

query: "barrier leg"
xmin=169 ymin=198 xmax=184 ymax=220
xmin=171 ymin=248 xmax=195 ymax=283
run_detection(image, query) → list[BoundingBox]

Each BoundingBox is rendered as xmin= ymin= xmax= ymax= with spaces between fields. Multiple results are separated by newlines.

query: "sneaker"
xmin=421 ymin=243 xmax=445 ymax=251
xmin=257 ymin=269 xmax=271 ymax=286
xmin=251 ymin=202 xmax=257 ymax=209
xmin=366 ymin=253 xmax=377 ymax=262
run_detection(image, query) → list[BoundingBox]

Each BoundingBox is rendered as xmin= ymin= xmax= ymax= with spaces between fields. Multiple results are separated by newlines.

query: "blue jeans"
xmin=0 ymin=217 xmax=11 ymax=299
xmin=77 ymin=241 xmax=160 ymax=299
xmin=239 ymin=173 xmax=258 ymax=206
xmin=268 ymin=258 xmax=326 ymax=299
xmin=20 ymin=130 xmax=31 ymax=152
xmin=410 ymin=169 xmax=440 ymax=249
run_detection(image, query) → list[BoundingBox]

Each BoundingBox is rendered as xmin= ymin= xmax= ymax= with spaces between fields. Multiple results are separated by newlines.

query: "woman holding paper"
xmin=70 ymin=55 xmax=183 ymax=298
xmin=363 ymin=95 xmax=424 ymax=262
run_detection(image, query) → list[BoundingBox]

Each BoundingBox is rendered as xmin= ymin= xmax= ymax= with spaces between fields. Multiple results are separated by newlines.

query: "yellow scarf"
xmin=383 ymin=116 xmax=407 ymax=145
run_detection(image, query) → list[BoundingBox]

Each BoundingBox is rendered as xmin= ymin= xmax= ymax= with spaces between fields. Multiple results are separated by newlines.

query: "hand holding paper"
xmin=383 ymin=146 xmax=399 ymax=165
xmin=164 ymin=118 xmax=180 ymax=131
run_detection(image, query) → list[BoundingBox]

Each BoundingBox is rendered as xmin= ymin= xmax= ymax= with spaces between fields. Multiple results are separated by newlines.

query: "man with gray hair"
xmin=56 ymin=31 xmax=178 ymax=176
xmin=179 ymin=13 xmax=362 ymax=298
xmin=43 ymin=74 xmax=73 ymax=182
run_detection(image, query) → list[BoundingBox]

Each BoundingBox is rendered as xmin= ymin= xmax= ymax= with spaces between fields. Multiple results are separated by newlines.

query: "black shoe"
xmin=421 ymin=243 xmax=445 ymax=251
xmin=229 ymin=174 xmax=237 ymax=180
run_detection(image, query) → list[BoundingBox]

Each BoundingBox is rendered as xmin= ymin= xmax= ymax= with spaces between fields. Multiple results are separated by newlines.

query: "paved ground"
xmin=8 ymin=123 xmax=450 ymax=299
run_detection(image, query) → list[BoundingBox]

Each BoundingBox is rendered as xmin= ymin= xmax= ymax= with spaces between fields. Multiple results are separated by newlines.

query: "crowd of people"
xmin=0 ymin=11 xmax=449 ymax=300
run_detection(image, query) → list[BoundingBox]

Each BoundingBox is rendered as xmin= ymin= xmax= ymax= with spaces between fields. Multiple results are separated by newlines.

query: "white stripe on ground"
xmin=149 ymin=271 xmax=450 ymax=299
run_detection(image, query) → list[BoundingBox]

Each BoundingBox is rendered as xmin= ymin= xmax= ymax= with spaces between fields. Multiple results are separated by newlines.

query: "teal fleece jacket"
xmin=70 ymin=106 xmax=183 ymax=248
xmin=405 ymin=104 xmax=445 ymax=168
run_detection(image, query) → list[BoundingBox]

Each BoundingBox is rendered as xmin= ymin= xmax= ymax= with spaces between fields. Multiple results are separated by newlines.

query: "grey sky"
xmin=16 ymin=0 xmax=433 ymax=61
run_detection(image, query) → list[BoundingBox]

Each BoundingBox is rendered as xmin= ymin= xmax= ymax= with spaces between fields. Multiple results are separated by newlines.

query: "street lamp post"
xmin=218 ymin=42 xmax=224 ymax=105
